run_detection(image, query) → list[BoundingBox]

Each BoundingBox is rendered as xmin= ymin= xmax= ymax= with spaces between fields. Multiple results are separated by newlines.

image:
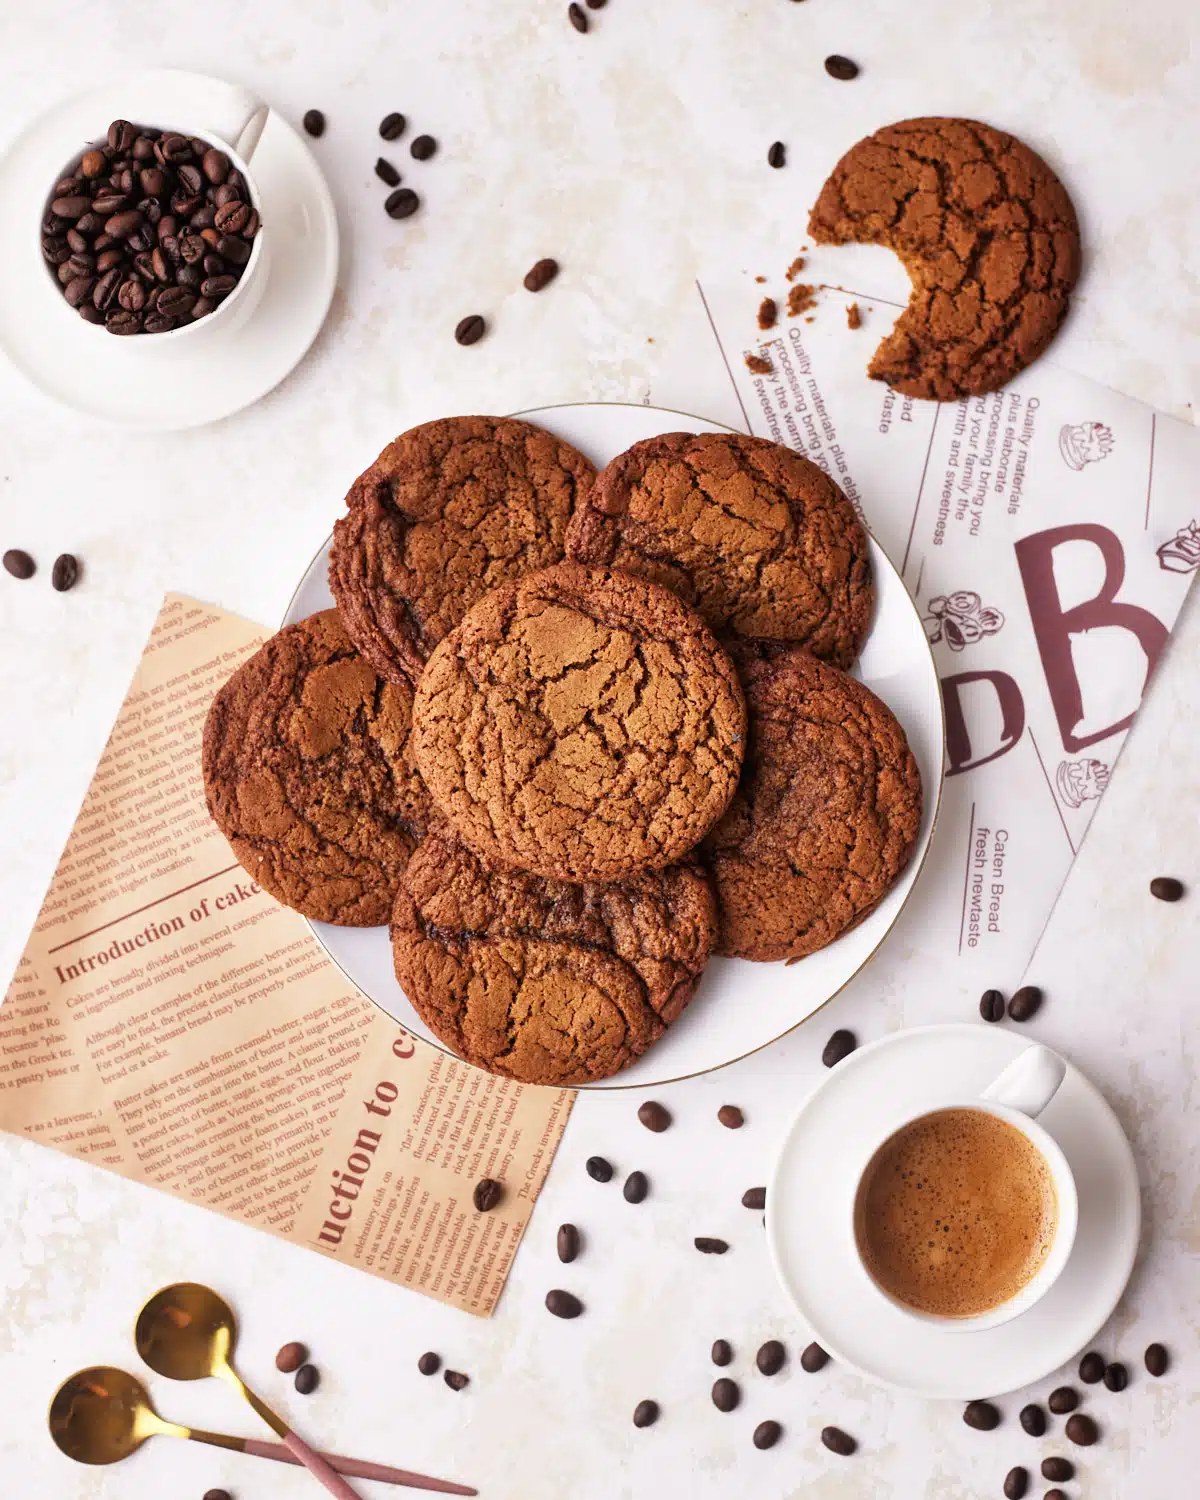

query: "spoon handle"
xmin=282 ymin=1428 xmax=370 ymax=1500
xmin=241 ymin=1438 xmax=477 ymax=1494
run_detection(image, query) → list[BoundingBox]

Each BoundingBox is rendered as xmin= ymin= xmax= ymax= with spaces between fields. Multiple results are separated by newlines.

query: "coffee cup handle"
xmin=200 ymin=85 xmax=270 ymax=164
xmin=981 ymin=1044 xmax=1066 ymax=1119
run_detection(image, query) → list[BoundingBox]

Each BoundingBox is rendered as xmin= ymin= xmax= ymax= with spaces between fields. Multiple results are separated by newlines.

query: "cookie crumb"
xmin=754 ymin=275 xmax=767 ymax=284
xmin=745 ymin=353 xmax=774 ymax=376
xmin=757 ymin=297 xmax=777 ymax=331
xmin=785 ymin=255 xmax=807 ymax=281
xmin=787 ymin=283 xmax=816 ymax=318
xmin=846 ymin=302 xmax=861 ymax=329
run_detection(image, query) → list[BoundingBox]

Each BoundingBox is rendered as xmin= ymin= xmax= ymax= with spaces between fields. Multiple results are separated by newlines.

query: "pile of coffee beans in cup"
xmin=42 ymin=119 xmax=261 ymax=334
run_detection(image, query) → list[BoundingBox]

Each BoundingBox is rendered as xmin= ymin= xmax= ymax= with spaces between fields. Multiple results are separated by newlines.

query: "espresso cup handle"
xmin=200 ymin=85 xmax=270 ymax=164
xmin=981 ymin=1045 xmax=1066 ymax=1119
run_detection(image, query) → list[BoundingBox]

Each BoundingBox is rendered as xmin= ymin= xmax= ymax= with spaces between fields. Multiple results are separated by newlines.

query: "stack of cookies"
xmin=202 ymin=416 xmax=922 ymax=1085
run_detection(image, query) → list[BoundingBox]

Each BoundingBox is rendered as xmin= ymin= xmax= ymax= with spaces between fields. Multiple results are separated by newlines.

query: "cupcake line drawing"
xmin=923 ymin=590 xmax=1005 ymax=652
xmin=1059 ymin=420 xmax=1114 ymax=470
xmin=1056 ymin=756 xmax=1110 ymax=808
xmin=1156 ymin=520 xmax=1200 ymax=574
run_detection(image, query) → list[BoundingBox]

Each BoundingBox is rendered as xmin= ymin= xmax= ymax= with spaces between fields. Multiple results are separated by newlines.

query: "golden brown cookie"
xmin=392 ymin=832 xmax=717 ymax=1085
xmin=703 ymin=642 xmax=922 ymax=962
xmin=202 ymin=610 xmax=432 ymax=926
xmin=565 ymin=431 xmax=873 ymax=668
xmin=808 ymin=117 xmax=1080 ymax=401
xmin=412 ymin=562 xmax=746 ymax=883
xmin=329 ymin=415 xmax=595 ymax=684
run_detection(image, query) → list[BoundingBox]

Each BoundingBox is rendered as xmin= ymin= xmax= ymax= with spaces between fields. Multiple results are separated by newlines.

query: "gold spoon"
xmin=48 ymin=1367 xmax=476 ymax=1494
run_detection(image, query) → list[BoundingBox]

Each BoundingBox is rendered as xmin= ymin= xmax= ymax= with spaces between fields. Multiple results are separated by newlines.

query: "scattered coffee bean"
xmin=800 ymin=1342 xmax=829 ymax=1373
xmin=3 ymin=549 xmax=34 ymax=580
xmin=1002 ymin=1465 xmax=1029 ymax=1499
xmin=375 ymin=157 xmax=401 ymax=187
xmin=444 ymin=1369 xmax=469 ymax=1391
xmin=963 ymin=1399 xmax=1000 ymax=1431
xmin=586 ymin=0 xmax=607 ymax=6
xmin=1042 ymin=1457 xmax=1074 ymax=1482
xmin=203 ymin=1491 xmax=232 ymax=1500
xmin=557 ymin=1223 xmax=580 ymax=1262
xmin=1103 ymin=1361 xmax=1128 ymax=1391
xmin=275 ymin=1341 xmax=308 ymax=1373
xmin=293 ymin=1364 xmax=319 ymax=1395
xmin=1150 ymin=876 xmax=1183 ymax=902
xmin=632 ymin=1399 xmax=659 ymax=1428
xmin=51 ymin=554 xmax=80 ymax=592
xmin=711 ymin=1377 xmax=739 ymax=1412
xmin=821 ymin=1426 xmax=856 ymax=1456
xmin=979 ymin=988 xmax=1005 ymax=1022
xmin=767 ymin=141 xmax=786 ymax=169
xmin=385 ymin=187 xmax=420 ymax=219
xmin=417 ymin=1351 xmax=441 ymax=1376
xmin=695 ymin=1237 xmax=728 ymax=1255
xmin=380 ymin=112 xmax=407 ymax=140
xmin=473 ymin=1177 xmax=503 ymax=1212
xmin=1018 ymin=1403 xmax=1046 ymax=1436
xmin=753 ymin=1420 xmax=782 ymax=1450
xmin=524 ymin=257 xmax=560 ymax=293
xmin=454 ymin=312 xmax=486 ymax=344
xmin=568 ymin=2 xmax=589 ymax=31
xmin=1044 ymin=1491 xmax=1067 ymax=1500
xmin=586 ymin=1155 xmax=613 ymax=1183
xmin=1064 ymin=1413 xmax=1098 ymax=1446
xmin=546 ymin=1289 xmax=583 ymax=1319
xmin=410 ymin=134 xmax=437 ymax=160
xmin=824 ymin=55 xmax=860 ymax=80
xmin=1007 ymin=985 xmax=1043 ymax=1022
xmin=1079 ymin=1350 xmax=1105 ymax=1384
xmin=822 ymin=1029 xmax=856 ymax=1067
xmin=713 ymin=1105 xmax=745 ymax=1132
xmin=638 ymin=1100 xmax=671 ymax=1133
xmin=741 ymin=1186 xmax=766 ymax=1210
xmin=1047 ymin=1386 xmax=1078 ymax=1414
xmin=711 ymin=1339 xmax=732 ymax=1366
xmin=1145 ymin=1342 xmax=1168 ymax=1377
xmin=623 ymin=1169 xmax=648 ymax=1204
xmin=302 ymin=109 xmax=326 ymax=138
xmin=756 ymin=1340 xmax=785 ymax=1376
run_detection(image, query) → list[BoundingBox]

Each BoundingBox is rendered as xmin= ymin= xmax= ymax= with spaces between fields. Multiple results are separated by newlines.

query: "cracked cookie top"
xmin=329 ymin=415 xmax=595 ymax=684
xmin=202 ymin=609 xmax=432 ymax=926
xmin=392 ymin=831 xmax=717 ymax=1084
xmin=703 ymin=642 xmax=922 ymax=962
xmin=808 ymin=116 xmax=1080 ymax=401
xmin=566 ymin=431 xmax=873 ymax=668
xmin=412 ymin=562 xmax=746 ymax=883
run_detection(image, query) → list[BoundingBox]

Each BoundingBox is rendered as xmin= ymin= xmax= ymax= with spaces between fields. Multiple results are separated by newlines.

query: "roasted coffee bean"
xmin=78 ymin=303 xmax=104 ymax=323
xmin=65 ymin=251 xmax=95 ymax=277
xmin=711 ymin=1339 xmax=732 ymax=1366
xmin=201 ymin=275 xmax=237 ymax=298
xmin=139 ymin=198 xmax=163 ymax=226
xmin=963 ymin=1400 xmax=1000 ymax=1431
xmin=586 ymin=1155 xmax=613 ymax=1182
xmin=1044 ymin=1492 xmax=1067 ymax=1500
xmin=741 ymin=1186 xmax=766 ymax=1210
xmin=58 ymin=258 xmax=79 ymax=284
xmin=202 ymin=1490 xmax=232 ymax=1500
xmin=800 ymin=1342 xmax=829 ymax=1373
xmin=217 ymin=234 xmax=251 ymax=265
xmin=243 ymin=208 xmax=260 ymax=238
xmin=711 ymin=1377 xmax=739 ymax=1412
xmin=127 ymin=225 xmax=153 ymax=254
xmin=213 ymin=182 xmax=241 ymax=207
xmin=77 ymin=210 xmax=103 ymax=234
xmin=176 ymin=163 xmax=203 ymax=196
xmin=767 ymin=141 xmax=786 ymax=168
xmin=473 ymin=1177 xmax=503 ymax=1212
xmin=380 ymin=112 xmax=407 ymax=140
xmin=756 ymin=1340 xmax=785 ymax=1375
xmin=132 ymin=251 xmax=156 ymax=280
xmin=821 ymin=1426 xmax=856 ymax=1456
xmin=132 ymin=135 xmax=155 ymax=160
xmin=81 ymin=149 xmax=107 ymax=178
xmin=159 ymin=133 xmax=191 ymax=163
xmin=545 ymin=1289 xmax=583 ymax=1319
xmin=824 ymin=54 xmax=860 ymax=80
xmin=1064 ymin=1413 xmax=1098 ymax=1446
xmin=105 ymin=210 xmax=143 ymax=239
xmin=417 ymin=1351 xmax=441 ymax=1375
xmin=1145 ymin=1342 xmax=1168 ymax=1377
xmin=200 ymin=227 xmax=222 ymax=249
xmin=151 ymin=248 xmax=170 ymax=281
xmin=623 ymin=1170 xmax=648 ymax=1203
xmin=979 ymin=988 xmax=1005 ymax=1021
xmin=203 ymin=253 xmax=226 ymax=275
xmin=92 ymin=232 xmax=116 ymax=251
xmin=275 ymin=1341 xmax=308 ymax=1372
xmin=1042 ymin=1457 xmax=1074 ymax=1482
xmin=586 ymin=0 xmax=607 ymax=6
xmin=64 ymin=275 xmax=95 ymax=307
xmin=1018 ymin=1403 xmax=1045 ymax=1436
xmin=557 ymin=1223 xmax=580 ymax=1262
xmin=411 ymin=133 xmax=437 ymax=160
xmin=179 ymin=233 xmax=205 ymax=264
xmin=443 ymin=1369 xmax=469 ymax=1391
xmin=1150 ymin=875 xmax=1183 ymax=901
xmin=157 ymin=287 xmax=196 ymax=318
xmin=1079 ymin=1350 xmax=1105 ymax=1383
xmin=822 ymin=1029 xmax=856 ymax=1067
xmin=50 ymin=194 xmax=91 ymax=219
xmin=66 ymin=227 xmax=89 ymax=253
xmin=712 ymin=1104 xmax=744 ymax=1131
xmin=524 ymin=257 xmax=559 ymax=292
xmin=189 ymin=296 xmax=216 ymax=320
xmin=116 ymin=167 xmax=136 ymax=194
xmin=293 ymin=1363 xmax=319 ymax=1394
xmin=171 ymin=187 xmax=203 ymax=216
xmin=568 ymin=1 xmax=588 ymax=31
xmin=638 ymin=1100 xmax=671 ymax=1132
xmin=3 ymin=550 xmax=35 ymax=580
xmin=1104 ymin=1361 xmax=1128 ymax=1391
xmin=303 ymin=109 xmax=326 ymax=137
xmin=140 ymin=309 xmax=174 ymax=335
xmin=753 ymin=1420 xmax=782 ymax=1450
xmin=187 ymin=205 xmax=213 ymax=230
xmin=1002 ymin=1466 xmax=1029 ymax=1500
xmin=118 ymin=277 xmax=146 ymax=311
xmin=202 ymin=147 xmax=229 ymax=184
xmin=54 ymin=176 xmax=84 ymax=196
xmin=157 ymin=214 xmax=179 ymax=242
xmin=1047 ymin=1386 xmax=1078 ymax=1414
xmin=375 ymin=157 xmax=401 ymax=186
xmin=92 ymin=268 xmax=123 ymax=309
xmin=385 ymin=187 xmax=420 ymax=219
xmin=139 ymin=166 xmax=166 ymax=196
xmin=1007 ymin=985 xmax=1043 ymax=1022
xmin=214 ymin=200 xmax=250 ymax=234
xmin=96 ymin=249 xmax=125 ymax=275
xmin=107 ymin=119 xmax=136 ymax=152
xmin=632 ymin=1399 xmax=659 ymax=1428
xmin=42 ymin=236 xmax=70 ymax=265
xmin=695 ymin=1238 xmax=728 ymax=1255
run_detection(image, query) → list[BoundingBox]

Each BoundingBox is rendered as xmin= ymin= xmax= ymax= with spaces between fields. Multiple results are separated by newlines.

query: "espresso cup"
xmin=849 ymin=1045 xmax=1078 ymax=1333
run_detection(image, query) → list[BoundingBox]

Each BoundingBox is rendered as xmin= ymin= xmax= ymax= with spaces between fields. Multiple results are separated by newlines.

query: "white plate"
xmin=284 ymin=402 xmax=946 ymax=1087
xmin=0 ymin=69 xmax=338 ymax=430
xmin=767 ymin=1023 xmax=1141 ymax=1398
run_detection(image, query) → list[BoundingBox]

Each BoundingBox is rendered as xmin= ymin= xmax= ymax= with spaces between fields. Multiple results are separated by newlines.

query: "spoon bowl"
xmin=49 ymin=1366 xmax=166 ymax=1465
xmin=135 ymin=1282 xmax=238 ymax=1382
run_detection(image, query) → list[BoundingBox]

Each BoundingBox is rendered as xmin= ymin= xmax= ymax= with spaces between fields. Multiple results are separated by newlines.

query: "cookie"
xmin=412 ymin=562 xmax=746 ymax=883
xmin=703 ymin=643 xmax=922 ymax=962
xmin=392 ymin=831 xmax=717 ymax=1085
xmin=329 ymin=415 xmax=595 ymax=684
xmin=202 ymin=610 xmax=432 ymax=926
xmin=808 ymin=117 xmax=1080 ymax=401
xmin=566 ymin=431 xmax=873 ymax=668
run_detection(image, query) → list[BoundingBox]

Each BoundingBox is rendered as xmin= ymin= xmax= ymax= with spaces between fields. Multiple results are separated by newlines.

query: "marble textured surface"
xmin=0 ymin=3 xmax=1196 ymax=1496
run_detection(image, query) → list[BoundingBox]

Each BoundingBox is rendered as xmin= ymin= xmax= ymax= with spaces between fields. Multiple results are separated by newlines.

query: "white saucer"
xmin=0 ymin=70 xmax=338 ymax=430
xmin=766 ymin=1023 xmax=1140 ymax=1398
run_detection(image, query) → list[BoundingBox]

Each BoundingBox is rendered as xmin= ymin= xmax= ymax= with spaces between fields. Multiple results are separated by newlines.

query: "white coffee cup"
xmin=849 ymin=1044 xmax=1078 ymax=1333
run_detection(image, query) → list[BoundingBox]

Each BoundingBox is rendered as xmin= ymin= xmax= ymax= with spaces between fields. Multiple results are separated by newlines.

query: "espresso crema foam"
xmin=854 ymin=1107 xmax=1058 ymax=1318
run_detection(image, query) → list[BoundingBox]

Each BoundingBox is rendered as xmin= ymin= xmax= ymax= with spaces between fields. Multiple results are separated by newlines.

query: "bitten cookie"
xmin=808 ymin=117 xmax=1080 ymax=401
xmin=412 ymin=562 xmax=746 ymax=883
xmin=202 ymin=610 xmax=432 ymax=926
xmin=392 ymin=831 xmax=718 ymax=1085
xmin=566 ymin=431 xmax=873 ymax=668
xmin=329 ymin=415 xmax=595 ymax=684
xmin=703 ymin=643 xmax=922 ymax=962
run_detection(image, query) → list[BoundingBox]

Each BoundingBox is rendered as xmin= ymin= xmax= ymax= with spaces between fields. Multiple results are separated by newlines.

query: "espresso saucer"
xmin=766 ymin=1023 xmax=1140 ymax=1398
xmin=0 ymin=69 xmax=338 ymax=430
